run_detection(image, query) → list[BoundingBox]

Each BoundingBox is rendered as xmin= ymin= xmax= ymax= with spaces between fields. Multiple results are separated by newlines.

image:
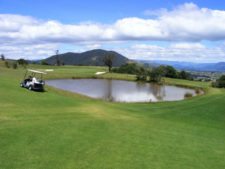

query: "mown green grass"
xmin=0 ymin=63 xmax=225 ymax=169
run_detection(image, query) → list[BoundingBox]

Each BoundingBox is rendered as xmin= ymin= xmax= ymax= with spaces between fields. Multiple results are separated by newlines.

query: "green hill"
xmin=44 ymin=49 xmax=129 ymax=66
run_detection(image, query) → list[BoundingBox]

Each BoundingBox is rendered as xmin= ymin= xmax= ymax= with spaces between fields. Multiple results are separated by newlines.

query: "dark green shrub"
xmin=195 ymin=89 xmax=201 ymax=94
xmin=184 ymin=92 xmax=193 ymax=98
xmin=5 ymin=61 xmax=10 ymax=68
xmin=12 ymin=62 xmax=18 ymax=69
xmin=212 ymin=75 xmax=225 ymax=88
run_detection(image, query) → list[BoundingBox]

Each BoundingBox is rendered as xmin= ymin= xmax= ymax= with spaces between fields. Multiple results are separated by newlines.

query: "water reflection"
xmin=46 ymin=79 xmax=197 ymax=103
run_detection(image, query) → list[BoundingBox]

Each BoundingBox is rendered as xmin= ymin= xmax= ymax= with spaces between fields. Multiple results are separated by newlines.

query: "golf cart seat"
xmin=24 ymin=78 xmax=32 ymax=84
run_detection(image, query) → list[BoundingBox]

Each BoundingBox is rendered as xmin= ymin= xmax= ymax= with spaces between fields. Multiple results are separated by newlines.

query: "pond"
xmin=46 ymin=79 xmax=198 ymax=103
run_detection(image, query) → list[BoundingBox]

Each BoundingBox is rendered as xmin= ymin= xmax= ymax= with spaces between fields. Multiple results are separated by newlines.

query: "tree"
xmin=1 ymin=54 xmax=5 ymax=61
xmin=103 ymin=53 xmax=115 ymax=72
xmin=153 ymin=65 xmax=177 ymax=78
xmin=157 ymin=65 xmax=167 ymax=76
xmin=178 ymin=70 xmax=192 ymax=80
xmin=5 ymin=61 xmax=10 ymax=68
xmin=112 ymin=63 xmax=140 ymax=74
xmin=148 ymin=68 xmax=162 ymax=83
xmin=55 ymin=50 xmax=61 ymax=66
xmin=56 ymin=57 xmax=61 ymax=66
xmin=17 ymin=58 xmax=28 ymax=68
xmin=12 ymin=62 xmax=18 ymax=69
xmin=164 ymin=66 xmax=177 ymax=78
xmin=136 ymin=67 xmax=147 ymax=81
xmin=41 ymin=60 xmax=49 ymax=65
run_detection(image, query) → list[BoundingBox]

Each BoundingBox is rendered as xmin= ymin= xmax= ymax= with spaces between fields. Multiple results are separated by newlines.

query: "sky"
xmin=0 ymin=0 xmax=225 ymax=62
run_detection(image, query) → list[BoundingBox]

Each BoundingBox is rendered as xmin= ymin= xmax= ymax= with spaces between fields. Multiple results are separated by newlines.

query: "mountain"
xmin=44 ymin=49 xmax=129 ymax=66
xmin=138 ymin=60 xmax=225 ymax=72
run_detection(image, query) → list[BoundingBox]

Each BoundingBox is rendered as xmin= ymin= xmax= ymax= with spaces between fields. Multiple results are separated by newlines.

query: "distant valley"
xmin=138 ymin=60 xmax=225 ymax=72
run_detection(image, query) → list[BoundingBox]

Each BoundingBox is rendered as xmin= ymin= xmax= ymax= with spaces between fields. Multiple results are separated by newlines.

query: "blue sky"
xmin=0 ymin=0 xmax=225 ymax=62
xmin=1 ymin=0 xmax=225 ymax=23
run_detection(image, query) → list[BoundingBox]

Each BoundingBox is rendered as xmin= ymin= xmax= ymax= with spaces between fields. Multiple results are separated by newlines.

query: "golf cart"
xmin=20 ymin=69 xmax=46 ymax=91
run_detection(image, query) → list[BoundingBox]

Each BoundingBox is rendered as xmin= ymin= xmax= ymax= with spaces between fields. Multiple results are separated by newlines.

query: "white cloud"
xmin=1 ymin=3 xmax=225 ymax=44
xmin=170 ymin=43 xmax=205 ymax=49
xmin=1 ymin=3 xmax=225 ymax=61
xmin=85 ymin=44 xmax=102 ymax=50
xmin=116 ymin=43 xmax=225 ymax=63
xmin=0 ymin=44 xmax=57 ymax=60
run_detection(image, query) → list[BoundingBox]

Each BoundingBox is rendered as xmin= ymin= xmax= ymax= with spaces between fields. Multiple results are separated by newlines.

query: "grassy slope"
xmin=0 ymin=63 xmax=225 ymax=169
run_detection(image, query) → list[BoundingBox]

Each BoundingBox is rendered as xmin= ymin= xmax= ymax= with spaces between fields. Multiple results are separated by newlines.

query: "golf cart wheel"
xmin=28 ymin=86 xmax=33 ymax=91
xmin=20 ymin=83 xmax=24 ymax=87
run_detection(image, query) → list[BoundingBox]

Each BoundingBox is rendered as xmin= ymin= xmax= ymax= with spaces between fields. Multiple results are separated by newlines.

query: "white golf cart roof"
xmin=27 ymin=69 xmax=47 ymax=75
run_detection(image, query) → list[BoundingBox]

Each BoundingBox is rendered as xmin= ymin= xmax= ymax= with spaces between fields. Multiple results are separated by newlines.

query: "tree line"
xmin=112 ymin=63 xmax=192 ymax=83
xmin=1 ymin=54 xmax=28 ymax=69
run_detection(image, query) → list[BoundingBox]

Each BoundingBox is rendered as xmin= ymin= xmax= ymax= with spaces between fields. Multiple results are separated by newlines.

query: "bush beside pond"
xmin=184 ymin=92 xmax=193 ymax=98
xmin=212 ymin=75 xmax=225 ymax=88
xmin=112 ymin=63 xmax=193 ymax=83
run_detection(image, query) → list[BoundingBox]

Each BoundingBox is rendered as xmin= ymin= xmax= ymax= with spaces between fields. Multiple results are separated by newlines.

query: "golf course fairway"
xmin=0 ymin=64 xmax=225 ymax=169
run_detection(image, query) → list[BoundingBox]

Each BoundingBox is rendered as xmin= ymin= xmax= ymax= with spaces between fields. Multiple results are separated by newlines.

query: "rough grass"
xmin=0 ymin=63 xmax=225 ymax=169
